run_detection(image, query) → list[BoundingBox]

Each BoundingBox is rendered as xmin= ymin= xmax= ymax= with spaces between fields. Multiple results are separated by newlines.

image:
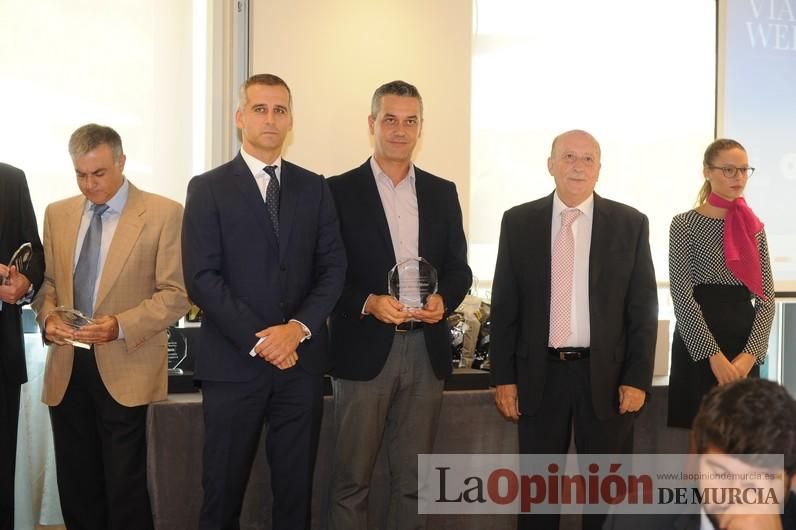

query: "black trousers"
xmin=0 ymin=367 xmax=20 ymax=530
xmin=198 ymin=363 xmax=324 ymax=530
xmin=517 ymin=358 xmax=635 ymax=530
xmin=49 ymin=348 xmax=152 ymax=530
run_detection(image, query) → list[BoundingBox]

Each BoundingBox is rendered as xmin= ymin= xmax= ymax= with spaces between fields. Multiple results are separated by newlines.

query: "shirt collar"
xmin=86 ymin=177 xmax=129 ymax=215
xmin=241 ymin=147 xmax=282 ymax=182
xmin=370 ymin=156 xmax=415 ymax=188
xmin=552 ymin=190 xmax=594 ymax=220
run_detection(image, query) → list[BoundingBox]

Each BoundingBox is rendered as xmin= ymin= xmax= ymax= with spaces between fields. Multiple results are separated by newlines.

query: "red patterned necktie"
xmin=549 ymin=208 xmax=581 ymax=348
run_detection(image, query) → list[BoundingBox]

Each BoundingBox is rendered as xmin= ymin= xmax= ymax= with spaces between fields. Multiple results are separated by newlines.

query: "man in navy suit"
xmin=182 ymin=73 xmax=346 ymax=530
xmin=0 ymin=163 xmax=44 ymax=530
xmin=491 ymin=130 xmax=658 ymax=530
xmin=326 ymin=80 xmax=472 ymax=530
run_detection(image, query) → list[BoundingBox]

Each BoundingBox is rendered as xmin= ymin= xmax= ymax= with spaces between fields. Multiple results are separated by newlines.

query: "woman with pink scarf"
xmin=667 ymin=138 xmax=775 ymax=429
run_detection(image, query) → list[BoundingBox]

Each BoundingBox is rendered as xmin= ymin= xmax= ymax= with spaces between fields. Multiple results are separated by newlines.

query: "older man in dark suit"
xmin=326 ymin=80 xmax=472 ymax=530
xmin=182 ymin=73 xmax=346 ymax=530
xmin=491 ymin=130 xmax=658 ymax=530
xmin=0 ymin=163 xmax=44 ymax=530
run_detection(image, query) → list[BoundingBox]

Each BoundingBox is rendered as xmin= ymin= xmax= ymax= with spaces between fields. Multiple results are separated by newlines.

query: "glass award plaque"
xmin=2 ymin=242 xmax=33 ymax=285
xmin=167 ymin=326 xmax=188 ymax=374
xmin=51 ymin=306 xmax=94 ymax=349
xmin=388 ymin=257 xmax=438 ymax=309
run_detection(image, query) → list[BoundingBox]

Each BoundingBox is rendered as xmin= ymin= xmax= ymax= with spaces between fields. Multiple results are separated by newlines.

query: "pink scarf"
xmin=707 ymin=193 xmax=766 ymax=299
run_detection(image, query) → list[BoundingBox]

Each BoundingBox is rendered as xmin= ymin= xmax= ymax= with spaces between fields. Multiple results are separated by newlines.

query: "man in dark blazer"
xmin=326 ymin=80 xmax=472 ymax=530
xmin=0 ymin=163 xmax=44 ymax=530
xmin=182 ymin=73 xmax=346 ymax=530
xmin=491 ymin=130 xmax=658 ymax=530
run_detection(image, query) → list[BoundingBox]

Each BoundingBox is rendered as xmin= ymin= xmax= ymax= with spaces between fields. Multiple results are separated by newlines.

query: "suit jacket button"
xmin=280 ymin=265 xmax=286 ymax=272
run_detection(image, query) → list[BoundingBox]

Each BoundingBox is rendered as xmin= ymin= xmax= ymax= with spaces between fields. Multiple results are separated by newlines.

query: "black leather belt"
xmin=548 ymin=347 xmax=590 ymax=361
xmin=395 ymin=321 xmax=425 ymax=332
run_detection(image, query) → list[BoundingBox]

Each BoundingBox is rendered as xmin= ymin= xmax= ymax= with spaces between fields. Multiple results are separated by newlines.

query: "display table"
xmin=146 ymin=382 xmax=687 ymax=530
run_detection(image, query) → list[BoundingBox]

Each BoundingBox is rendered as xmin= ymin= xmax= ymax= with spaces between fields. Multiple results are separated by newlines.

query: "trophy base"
xmin=168 ymin=370 xmax=198 ymax=394
xmin=66 ymin=338 xmax=91 ymax=350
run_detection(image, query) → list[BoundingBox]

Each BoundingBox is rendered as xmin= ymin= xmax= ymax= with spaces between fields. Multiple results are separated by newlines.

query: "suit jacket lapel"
xmin=95 ymin=183 xmax=145 ymax=310
xmin=278 ymin=161 xmax=299 ymax=262
xmin=60 ymin=197 xmax=86 ymax=309
xmin=230 ymin=154 xmax=279 ymax=252
xmin=588 ymin=193 xmax=607 ymax=319
xmin=414 ymin=169 xmax=432 ymax=260
xmin=358 ymin=159 xmax=396 ymax=263
xmin=537 ymin=193 xmax=554 ymax=328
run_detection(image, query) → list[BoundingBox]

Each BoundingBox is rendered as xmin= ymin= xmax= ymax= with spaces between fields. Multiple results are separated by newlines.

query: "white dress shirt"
xmin=370 ymin=156 xmax=419 ymax=264
xmin=549 ymin=191 xmax=594 ymax=348
xmin=240 ymin=147 xmax=282 ymax=198
xmin=362 ymin=157 xmax=420 ymax=314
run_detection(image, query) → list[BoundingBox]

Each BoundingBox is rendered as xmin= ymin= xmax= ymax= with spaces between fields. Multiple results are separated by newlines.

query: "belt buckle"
xmin=560 ymin=350 xmax=578 ymax=361
xmin=396 ymin=320 xmax=421 ymax=332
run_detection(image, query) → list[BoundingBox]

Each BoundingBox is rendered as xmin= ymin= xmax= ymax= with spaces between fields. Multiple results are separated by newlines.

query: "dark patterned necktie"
xmin=73 ymin=203 xmax=109 ymax=316
xmin=264 ymin=165 xmax=280 ymax=237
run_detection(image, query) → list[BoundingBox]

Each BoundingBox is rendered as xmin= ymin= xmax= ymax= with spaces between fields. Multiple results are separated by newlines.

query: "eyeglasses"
xmin=708 ymin=166 xmax=755 ymax=178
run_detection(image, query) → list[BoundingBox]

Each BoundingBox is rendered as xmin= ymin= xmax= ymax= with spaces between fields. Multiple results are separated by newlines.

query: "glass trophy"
xmin=388 ymin=257 xmax=439 ymax=309
xmin=2 ymin=242 xmax=33 ymax=285
xmin=51 ymin=306 xmax=94 ymax=349
xmin=167 ymin=326 xmax=188 ymax=375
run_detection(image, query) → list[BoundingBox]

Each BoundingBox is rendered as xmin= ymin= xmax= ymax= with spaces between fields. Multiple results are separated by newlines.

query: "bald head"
xmin=550 ymin=129 xmax=601 ymax=159
xmin=547 ymin=129 xmax=602 ymax=207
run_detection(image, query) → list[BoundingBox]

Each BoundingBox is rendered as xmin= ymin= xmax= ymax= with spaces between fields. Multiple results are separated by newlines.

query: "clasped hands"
xmin=709 ymin=351 xmax=756 ymax=385
xmin=364 ymin=293 xmax=445 ymax=325
xmin=0 ymin=264 xmax=31 ymax=303
xmin=44 ymin=312 xmax=120 ymax=345
xmin=252 ymin=321 xmax=305 ymax=370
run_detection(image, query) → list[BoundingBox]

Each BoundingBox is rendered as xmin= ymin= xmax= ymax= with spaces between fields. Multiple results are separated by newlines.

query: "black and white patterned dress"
xmin=667 ymin=209 xmax=775 ymax=428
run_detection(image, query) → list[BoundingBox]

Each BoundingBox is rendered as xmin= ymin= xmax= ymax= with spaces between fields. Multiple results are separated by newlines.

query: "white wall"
xmin=0 ymin=0 xmax=202 ymax=223
xmin=249 ymin=0 xmax=473 ymax=227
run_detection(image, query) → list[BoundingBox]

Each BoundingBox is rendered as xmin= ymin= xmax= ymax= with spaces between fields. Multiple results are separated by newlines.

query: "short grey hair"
xmin=68 ymin=124 xmax=124 ymax=163
xmin=370 ymin=80 xmax=423 ymax=117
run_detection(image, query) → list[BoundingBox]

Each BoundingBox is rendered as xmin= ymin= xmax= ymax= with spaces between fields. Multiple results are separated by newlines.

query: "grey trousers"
xmin=327 ymin=330 xmax=444 ymax=530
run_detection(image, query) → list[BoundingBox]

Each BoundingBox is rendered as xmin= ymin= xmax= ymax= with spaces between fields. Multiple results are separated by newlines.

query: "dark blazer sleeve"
xmin=489 ymin=209 xmax=520 ymax=386
xmin=326 ymin=173 xmax=378 ymax=319
xmin=435 ymin=180 xmax=471 ymax=315
xmin=619 ymin=212 xmax=657 ymax=391
xmin=182 ymin=174 xmax=267 ymax=354
xmin=0 ymin=165 xmax=44 ymax=385
xmin=11 ymin=167 xmax=44 ymax=294
xmin=286 ymin=177 xmax=347 ymax=333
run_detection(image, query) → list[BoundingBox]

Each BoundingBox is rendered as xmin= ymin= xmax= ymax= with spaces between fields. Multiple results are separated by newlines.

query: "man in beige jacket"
xmin=32 ymin=124 xmax=190 ymax=530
